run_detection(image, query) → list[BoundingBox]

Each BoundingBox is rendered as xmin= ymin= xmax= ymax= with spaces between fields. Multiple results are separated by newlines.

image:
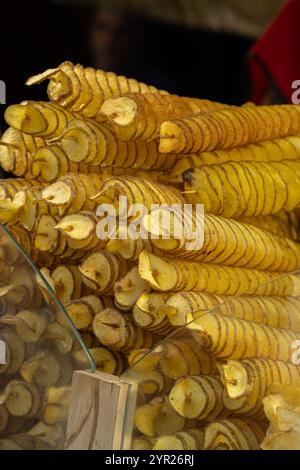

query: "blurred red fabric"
xmin=250 ymin=0 xmax=300 ymax=103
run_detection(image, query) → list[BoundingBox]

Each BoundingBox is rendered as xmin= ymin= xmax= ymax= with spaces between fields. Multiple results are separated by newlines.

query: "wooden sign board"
xmin=65 ymin=370 xmax=138 ymax=450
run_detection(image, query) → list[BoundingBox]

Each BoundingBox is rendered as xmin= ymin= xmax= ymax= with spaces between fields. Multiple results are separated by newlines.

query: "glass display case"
xmin=2 ymin=223 xmax=300 ymax=451
xmin=0 ymin=224 xmax=95 ymax=450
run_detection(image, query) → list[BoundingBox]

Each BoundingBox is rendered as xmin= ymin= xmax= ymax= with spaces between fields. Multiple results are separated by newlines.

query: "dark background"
xmin=0 ymin=0 xmax=253 ymax=130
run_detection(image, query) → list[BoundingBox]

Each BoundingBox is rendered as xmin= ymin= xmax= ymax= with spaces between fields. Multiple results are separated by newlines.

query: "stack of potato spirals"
xmin=1 ymin=61 xmax=300 ymax=450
